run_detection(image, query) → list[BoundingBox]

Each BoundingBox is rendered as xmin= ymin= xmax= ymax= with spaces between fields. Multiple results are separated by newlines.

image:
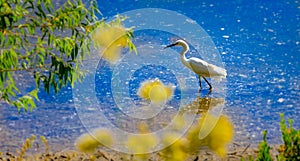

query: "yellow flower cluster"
xmin=200 ymin=114 xmax=234 ymax=157
xmin=186 ymin=112 xmax=234 ymax=158
xmin=126 ymin=123 xmax=157 ymax=160
xmin=75 ymin=128 xmax=113 ymax=153
xmin=137 ymin=78 xmax=175 ymax=103
xmin=160 ymin=133 xmax=188 ymax=161
xmin=92 ymin=25 xmax=129 ymax=64
xmin=75 ymin=113 xmax=233 ymax=159
xmin=159 ymin=112 xmax=233 ymax=160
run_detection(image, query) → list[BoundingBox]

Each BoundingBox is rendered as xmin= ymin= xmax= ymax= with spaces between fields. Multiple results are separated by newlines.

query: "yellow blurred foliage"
xmin=204 ymin=115 xmax=234 ymax=157
xmin=127 ymin=123 xmax=157 ymax=159
xmin=75 ymin=133 xmax=100 ymax=153
xmin=92 ymin=25 xmax=129 ymax=64
xmin=137 ymin=78 xmax=175 ymax=103
xmin=161 ymin=133 xmax=188 ymax=161
xmin=137 ymin=122 xmax=150 ymax=133
xmin=75 ymin=129 xmax=114 ymax=153
xmin=186 ymin=113 xmax=234 ymax=158
xmin=172 ymin=115 xmax=186 ymax=130
xmin=93 ymin=129 xmax=114 ymax=147
xmin=127 ymin=134 xmax=157 ymax=154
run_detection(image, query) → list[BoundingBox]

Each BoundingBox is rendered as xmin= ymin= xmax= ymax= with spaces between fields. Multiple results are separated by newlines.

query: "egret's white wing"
xmin=188 ymin=57 xmax=226 ymax=78
xmin=207 ymin=64 xmax=227 ymax=78
xmin=188 ymin=57 xmax=210 ymax=77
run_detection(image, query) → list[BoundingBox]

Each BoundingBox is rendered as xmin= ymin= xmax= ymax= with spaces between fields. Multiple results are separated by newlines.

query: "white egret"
xmin=164 ymin=40 xmax=226 ymax=90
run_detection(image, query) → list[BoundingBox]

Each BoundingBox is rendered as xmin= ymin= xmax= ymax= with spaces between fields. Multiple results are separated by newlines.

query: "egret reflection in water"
xmin=179 ymin=96 xmax=225 ymax=114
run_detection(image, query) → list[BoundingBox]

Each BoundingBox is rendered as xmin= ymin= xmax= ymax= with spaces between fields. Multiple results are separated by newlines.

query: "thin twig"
xmin=0 ymin=64 xmax=51 ymax=73
xmin=241 ymin=144 xmax=251 ymax=154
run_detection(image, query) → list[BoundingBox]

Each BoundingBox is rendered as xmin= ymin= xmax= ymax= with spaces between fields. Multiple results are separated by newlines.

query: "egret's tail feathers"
xmin=212 ymin=76 xmax=226 ymax=82
xmin=208 ymin=64 xmax=227 ymax=79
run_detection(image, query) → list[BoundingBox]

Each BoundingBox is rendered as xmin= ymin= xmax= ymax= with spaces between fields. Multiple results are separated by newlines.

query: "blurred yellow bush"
xmin=127 ymin=123 xmax=157 ymax=160
xmin=137 ymin=78 xmax=175 ymax=103
xmin=187 ymin=113 xmax=234 ymax=158
xmin=92 ymin=24 xmax=132 ymax=64
xmin=161 ymin=133 xmax=189 ymax=161
xmin=75 ymin=128 xmax=114 ymax=153
xmin=75 ymin=133 xmax=100 ymax=153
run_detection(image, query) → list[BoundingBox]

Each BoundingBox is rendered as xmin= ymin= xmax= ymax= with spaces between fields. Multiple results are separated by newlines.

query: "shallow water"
xmin=0 ymin=0 xmax=299 ymax=152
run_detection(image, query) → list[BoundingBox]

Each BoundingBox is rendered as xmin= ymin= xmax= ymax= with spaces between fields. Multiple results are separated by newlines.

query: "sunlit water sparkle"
xmin=0 ymin=0 xmax=299 ymax=152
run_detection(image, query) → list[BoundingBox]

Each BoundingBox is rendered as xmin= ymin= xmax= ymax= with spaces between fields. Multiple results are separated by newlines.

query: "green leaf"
xmin=29 ymin=89 xmax=39 ymax=101
xmin=37 ymin=4 xmax=46 ymax=18
xmin=28 ymin=25 xmax=35 ymax=35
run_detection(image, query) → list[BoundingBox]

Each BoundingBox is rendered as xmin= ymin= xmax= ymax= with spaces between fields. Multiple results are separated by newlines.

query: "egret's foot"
xmin=198 ymin=88 xmax=202 ymax=97
xmin=204 ymin=89 xmax=212 ymax=97
xmin=198 ymin=88 xmax=202 ymax=93
xmin=198 ymin=87 xmax=212 ymax=97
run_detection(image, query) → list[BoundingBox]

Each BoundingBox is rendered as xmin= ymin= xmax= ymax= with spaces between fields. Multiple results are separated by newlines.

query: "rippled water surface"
xmin=0 ymin=0 xmax=299 ymax=151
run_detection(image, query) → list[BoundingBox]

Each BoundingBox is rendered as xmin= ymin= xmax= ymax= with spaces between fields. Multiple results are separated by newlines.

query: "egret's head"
xmin=164 ymin=39 xmax=188 ymax=49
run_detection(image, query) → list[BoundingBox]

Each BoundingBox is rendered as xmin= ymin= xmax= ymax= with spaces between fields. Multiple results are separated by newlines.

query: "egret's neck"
xmin=180 ymin=45 xmax=191 ymax=68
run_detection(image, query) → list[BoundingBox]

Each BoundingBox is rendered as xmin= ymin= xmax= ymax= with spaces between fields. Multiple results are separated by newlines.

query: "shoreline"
xmin=0 ymin=143 xmax=281 ymax=161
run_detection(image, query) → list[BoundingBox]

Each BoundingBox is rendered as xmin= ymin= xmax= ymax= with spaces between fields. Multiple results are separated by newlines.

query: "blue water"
xmin=0 ymin=0 xmax=299 ymax=151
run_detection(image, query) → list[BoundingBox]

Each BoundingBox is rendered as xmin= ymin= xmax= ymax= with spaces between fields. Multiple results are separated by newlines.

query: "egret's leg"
xmin=202 ymin=77 xmax=212 ymax=90
xmin=198 ymin=76 xmax=202 ymax=94
xmin=198 ymin=76 xmax=202 ymax=89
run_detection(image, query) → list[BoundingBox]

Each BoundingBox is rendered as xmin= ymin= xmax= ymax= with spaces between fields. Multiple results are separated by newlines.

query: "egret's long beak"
xmin=164 ymin=43 xmax=177 ymax=49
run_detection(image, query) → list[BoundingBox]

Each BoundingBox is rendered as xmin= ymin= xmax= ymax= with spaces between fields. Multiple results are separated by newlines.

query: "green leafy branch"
xmin=0 ymin=0 xmax=135 ymax=112
xmin=241 ymin=114 xmax=300 ymax=161
xmin=256 ymin=130 xmax=273 ymax=161
xmin=277 ymin=114 xmax=300 ymax=161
